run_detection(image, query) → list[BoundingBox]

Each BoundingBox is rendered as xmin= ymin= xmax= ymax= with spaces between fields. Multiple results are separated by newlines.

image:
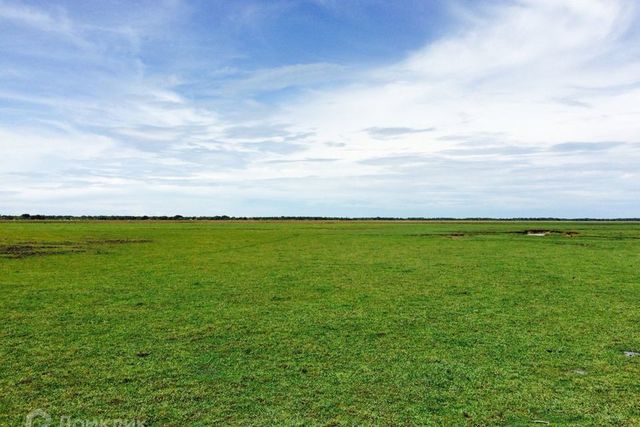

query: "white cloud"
xmin=0 ymin=1 xmax=73 ymax=33
xmin=275 ymin=0 xmax=640 ymax=161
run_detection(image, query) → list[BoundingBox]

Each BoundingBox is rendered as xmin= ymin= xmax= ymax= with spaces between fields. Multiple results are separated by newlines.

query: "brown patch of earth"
xmin=0 ymin=238 xmax=151 ymax=259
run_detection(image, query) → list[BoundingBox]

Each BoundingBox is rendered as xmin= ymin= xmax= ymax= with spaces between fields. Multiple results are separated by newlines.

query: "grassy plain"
xmin=1 ymin=220 xmax=639 ymax=426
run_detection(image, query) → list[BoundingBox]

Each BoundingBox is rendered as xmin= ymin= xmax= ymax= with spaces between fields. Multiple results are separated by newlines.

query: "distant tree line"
xmin=1 ymin=214 xmax=639 ymax=221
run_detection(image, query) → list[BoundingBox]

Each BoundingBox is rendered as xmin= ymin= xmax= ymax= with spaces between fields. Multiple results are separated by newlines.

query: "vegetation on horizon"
xmin=2 ymin=214 xmax=640 ymax=221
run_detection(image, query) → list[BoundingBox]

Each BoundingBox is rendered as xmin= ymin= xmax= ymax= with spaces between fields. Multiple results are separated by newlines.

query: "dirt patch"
xmin=0 ymin=238 xmax=152 ymax=259
xmin=517 ymin=230 xmax=580 ymax=237
xmin=447 ymin=232 xmax=466 ymax=239
xmin=0 ymin=242 xmax=83 ymax=259
xmin=84 ymin=238 xmax=152 ymax=244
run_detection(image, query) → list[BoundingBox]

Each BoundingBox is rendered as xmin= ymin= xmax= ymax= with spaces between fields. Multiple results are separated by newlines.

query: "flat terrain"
xmin=1 ymin=221 xmax=639 ymax=426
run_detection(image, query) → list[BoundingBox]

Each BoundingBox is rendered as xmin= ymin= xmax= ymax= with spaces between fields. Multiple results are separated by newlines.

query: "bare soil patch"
xmin=0 ymin=238 xmax=151 ymax=259
xmin=411 ymin=230 xmax=580 ymax=238
xmin=0 ymin=242 xmax=82 ymax=258
xmin=518 ymin=230 xmax=579 ymax=237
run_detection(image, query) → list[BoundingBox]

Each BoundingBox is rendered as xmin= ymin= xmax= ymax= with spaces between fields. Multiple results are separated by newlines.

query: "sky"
xmin=1 ymin=0 xmax=639 ymax=217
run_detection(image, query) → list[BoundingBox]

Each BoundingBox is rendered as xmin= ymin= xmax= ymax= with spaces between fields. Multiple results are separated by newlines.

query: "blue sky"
xmin=1 ymin=0 xmax=639 ymax=217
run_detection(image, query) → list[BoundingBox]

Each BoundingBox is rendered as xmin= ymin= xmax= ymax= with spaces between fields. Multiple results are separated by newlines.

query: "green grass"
xmin=1 ymin=221 xmax=639 ymax=426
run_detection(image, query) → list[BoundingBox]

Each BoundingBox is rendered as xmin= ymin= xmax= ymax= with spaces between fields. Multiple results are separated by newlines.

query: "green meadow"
xmin=1 ymin=220 xmax=639 ymax=426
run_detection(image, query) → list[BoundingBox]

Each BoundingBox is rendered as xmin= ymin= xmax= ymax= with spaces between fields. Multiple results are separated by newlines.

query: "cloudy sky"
xmin=1 ymin=0 xmax=639 ymax=217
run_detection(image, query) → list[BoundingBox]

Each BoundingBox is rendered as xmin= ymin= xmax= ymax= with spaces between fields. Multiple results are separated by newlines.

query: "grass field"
xmin=1 ymin=221 xmax=639 ymax=426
